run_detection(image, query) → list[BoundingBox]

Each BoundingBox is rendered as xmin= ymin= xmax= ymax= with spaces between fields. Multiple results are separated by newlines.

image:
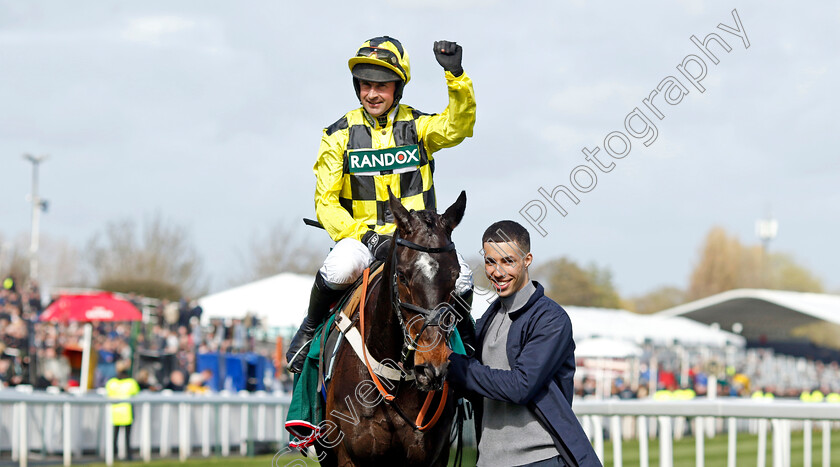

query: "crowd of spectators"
xmin=574 ymin=345 xmax=840 ymax=402
xmin=1 ymin=276 xmax=270 ymax=394
xmin=4 ymin=275 xmax=840 ymax=401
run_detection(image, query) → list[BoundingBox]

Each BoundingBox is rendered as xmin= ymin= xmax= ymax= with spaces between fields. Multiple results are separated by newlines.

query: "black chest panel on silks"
xmin=338 ymin=109 xmax=437 ymax=228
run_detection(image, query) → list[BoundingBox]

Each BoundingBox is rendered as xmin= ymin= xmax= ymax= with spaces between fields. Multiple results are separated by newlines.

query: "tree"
xmin=533 ymin=257 xmax=622 ymax=308
xmin=0 ymin=233 xmax=29 ymax=282
xmin=86 ymin=213 xmax=206 ymax=299
xmin=687 ymin=226 xmax=822 ymax=300
xmin=627 ymin=285 xmax=686 ymax=314
xmin=234 ymin=220 xmax=323 ymax=285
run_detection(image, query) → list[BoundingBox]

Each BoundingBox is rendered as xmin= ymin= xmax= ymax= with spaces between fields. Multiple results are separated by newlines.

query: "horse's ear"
xmin=388 ymin=188 xmax=413 ymax=234
xmin=441 ymin=191 xmax=466 ymax=232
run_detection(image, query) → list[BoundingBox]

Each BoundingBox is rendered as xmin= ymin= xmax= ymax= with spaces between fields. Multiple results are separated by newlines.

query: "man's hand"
xmin=433 ymin=40 xmax=463 ymax=77
xmin=362 ymin=230 xmax=390 ymax=262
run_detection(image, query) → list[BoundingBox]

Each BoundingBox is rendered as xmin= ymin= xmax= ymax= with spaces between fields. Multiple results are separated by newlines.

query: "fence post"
xmin=658 ymin=416 xmax=673 ymax=467
xmin=784 ymin=419 xmax=791 ymax=467
xmin=63 ymin=402 xmax=72 ymax=467
xmin=757 ymin=418 xmax=767 ymax=467
xmin=19 ymin=401 xmax=28 ymax=467
xmin=105 ymin=403 xmax=113 ymax=466
xmin=695 ymin=416 xmax=704 ymax=467
xmin=772 ymin=419 xmax=783 ymax=467
xmin=727 ymin=417 xmax=737 ymax=467
xmin=822 ymin=420 xmax=830 ymax=467
xmin=142 ymin=402 xmax=152 ymax=462
xmin=240 ymin=398 xmax=249 ymax=455
xmin=637 ymin=416 xmax=649 ymax=467
xmin=160 ymin=400 xmax=171 ymax=457
xmin=803 ymin=419 xmax=812 ymax=467
xmin=610 ymin=416 xmax=622 ymax=467
xmin=275 ymin=403 xmax=284 ymax=445
xmin=257 ymin=391 xmax=267 ymax=441
xmin=202 ymin=403 xmax=211 ymax=457
xmin=179 ymin=402 xmax=189 ymax=462
xmin=221 ymin=401 xmax=230 ymax=457
xmin=592 ymin=416 xmax=604 ymax=465
xmin=12 ymin=402 xmax=19 ymax=462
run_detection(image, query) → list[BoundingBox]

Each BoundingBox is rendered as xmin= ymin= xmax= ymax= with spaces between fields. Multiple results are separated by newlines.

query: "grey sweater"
xmin=477 ymin=281 xmax=559 ymax=467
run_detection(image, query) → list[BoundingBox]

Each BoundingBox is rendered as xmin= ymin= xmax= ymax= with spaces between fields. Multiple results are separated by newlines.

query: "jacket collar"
xmin=507 ymin=281 xmax=545 ymax=318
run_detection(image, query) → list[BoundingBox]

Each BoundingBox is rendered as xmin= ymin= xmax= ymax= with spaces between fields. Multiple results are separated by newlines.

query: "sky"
xmin=1 ymin=1 xmax=838 ymax=297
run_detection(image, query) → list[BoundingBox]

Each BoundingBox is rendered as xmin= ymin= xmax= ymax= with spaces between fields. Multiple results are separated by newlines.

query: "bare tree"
xmin=0 ymin=233 xmax=29 ymax=282
xmin=234 ymin=220 xmax=323 ymax=286
xmin=627 ymin=286 xmax=686 ymax=314
xmin=532 ymin=257 xmax=622 ymax=309
xmin=688 ymin=226 xmax=822 ymax=300
xmin=87 ymin=212 xmax=206 ymax=299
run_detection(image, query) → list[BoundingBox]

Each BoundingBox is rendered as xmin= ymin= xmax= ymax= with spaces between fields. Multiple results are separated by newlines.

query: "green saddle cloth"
xmin=286 ymin=315 xmax=467 ymax=435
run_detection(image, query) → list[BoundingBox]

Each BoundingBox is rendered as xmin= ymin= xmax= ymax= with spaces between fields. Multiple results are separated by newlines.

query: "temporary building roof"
xmin=655 ymin=289 xmax=840 ymax=342
xmin=198 ymin=273 xmax=313 ymax=330
xmin=199 ymin=274 xmax=745 ymax=347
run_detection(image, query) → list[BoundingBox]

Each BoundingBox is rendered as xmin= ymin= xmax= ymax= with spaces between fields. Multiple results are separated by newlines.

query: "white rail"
xmin=4 ymin=390 xmax=840 ymax=466
xmin=0 ymin=389 xmax=291 ymax=466
xmin=574 ymin=399 xmax=840 ymax=467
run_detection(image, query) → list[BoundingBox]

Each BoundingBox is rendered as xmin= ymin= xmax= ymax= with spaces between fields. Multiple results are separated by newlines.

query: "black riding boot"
xmin=453 ymin=289 xmax=477 ymax=357
xmin=286 ymin=273 xmax=343 ymax=373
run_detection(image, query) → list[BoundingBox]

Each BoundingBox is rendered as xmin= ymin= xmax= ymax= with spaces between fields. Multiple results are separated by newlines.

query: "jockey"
xmin=286 ymin=36 xmax=477 ymax=373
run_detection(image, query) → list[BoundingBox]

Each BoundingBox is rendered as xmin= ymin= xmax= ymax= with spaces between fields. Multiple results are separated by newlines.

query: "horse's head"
xmin=388 ymin=189 xmax=466 ymax=392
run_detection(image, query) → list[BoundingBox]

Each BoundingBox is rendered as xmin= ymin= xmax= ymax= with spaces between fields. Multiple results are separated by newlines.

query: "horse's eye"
xmin=398 ymin=271 xmax=409 ymax=285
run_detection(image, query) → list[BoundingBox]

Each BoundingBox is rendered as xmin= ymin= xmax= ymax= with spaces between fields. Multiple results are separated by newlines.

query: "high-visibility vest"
xmin=106 ymin=377 xmax=140 ymax=426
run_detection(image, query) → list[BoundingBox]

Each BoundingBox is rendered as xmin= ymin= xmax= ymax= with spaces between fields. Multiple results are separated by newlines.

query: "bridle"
xmin=357 ymin=230 xmax=457 ymax=432
xmin=390 ymin=233 xmax=457 ymax=369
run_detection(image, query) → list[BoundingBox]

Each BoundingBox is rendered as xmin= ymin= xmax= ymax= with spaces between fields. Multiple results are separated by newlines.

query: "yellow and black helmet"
xmin=349 ymin=36 xmax=411 ymax=101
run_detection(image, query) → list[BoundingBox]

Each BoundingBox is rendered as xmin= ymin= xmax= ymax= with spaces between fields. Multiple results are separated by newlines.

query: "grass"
xmin=77 ymin=431 xmax=840 ymax=466
xmin=600 ymin=430 xmax=840 ymax=467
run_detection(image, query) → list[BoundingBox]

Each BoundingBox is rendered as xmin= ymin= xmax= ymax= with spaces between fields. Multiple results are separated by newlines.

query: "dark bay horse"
xmin=316 ymin=190 xmax=467 ymax=467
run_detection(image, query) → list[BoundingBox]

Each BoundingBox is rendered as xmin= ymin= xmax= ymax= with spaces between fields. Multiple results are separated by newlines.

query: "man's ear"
xmin=523 ymin=252 xmax=533 ymax=270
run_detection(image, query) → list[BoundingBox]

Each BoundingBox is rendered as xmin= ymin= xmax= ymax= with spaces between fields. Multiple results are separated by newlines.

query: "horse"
xmin=315 ymin=190 xmax=467 ymax=467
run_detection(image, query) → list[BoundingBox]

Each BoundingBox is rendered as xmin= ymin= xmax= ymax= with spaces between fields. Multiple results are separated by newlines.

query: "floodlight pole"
xmin=23 ymin=154 xmax=48 ymax=283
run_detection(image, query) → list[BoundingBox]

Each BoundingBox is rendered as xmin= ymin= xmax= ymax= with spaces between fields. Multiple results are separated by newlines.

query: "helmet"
xmin=349 ymin=36 xmax=411 ymax=103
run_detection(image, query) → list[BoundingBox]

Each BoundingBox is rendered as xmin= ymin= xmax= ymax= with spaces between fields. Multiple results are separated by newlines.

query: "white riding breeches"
xmin=318 ymin=237 xmax=473 ymax=294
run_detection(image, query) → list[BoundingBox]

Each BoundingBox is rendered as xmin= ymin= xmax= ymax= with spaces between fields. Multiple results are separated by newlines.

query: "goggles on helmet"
xmin=355 ymin=47 xmax=400 ymax=67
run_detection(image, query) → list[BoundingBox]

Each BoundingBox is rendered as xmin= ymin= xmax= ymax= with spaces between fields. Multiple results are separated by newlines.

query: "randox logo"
xmin=348 ymin=144 xmax=420 ymax=174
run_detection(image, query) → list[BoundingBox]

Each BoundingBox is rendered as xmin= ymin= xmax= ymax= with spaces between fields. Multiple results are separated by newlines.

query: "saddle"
xmin=316 ymin=261 xmax=415 ymax=395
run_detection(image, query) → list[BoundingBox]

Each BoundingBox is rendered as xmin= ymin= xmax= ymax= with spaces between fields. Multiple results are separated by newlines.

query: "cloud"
xmin=122 ymin=16 xmax=196 ymax=45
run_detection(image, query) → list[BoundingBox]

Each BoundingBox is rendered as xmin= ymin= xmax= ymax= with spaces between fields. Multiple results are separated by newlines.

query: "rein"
xmin=357 ymin=233 xmax=456 ymax=432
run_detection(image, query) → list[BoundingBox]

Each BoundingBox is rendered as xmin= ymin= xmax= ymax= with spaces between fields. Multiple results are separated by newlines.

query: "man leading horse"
xmin=286 ymin=36 xmax=477 ymax=374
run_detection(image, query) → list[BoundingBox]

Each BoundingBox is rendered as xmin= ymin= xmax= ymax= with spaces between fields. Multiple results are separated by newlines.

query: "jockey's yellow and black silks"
xmin=313 ymin=71 xmax=476 ymax=242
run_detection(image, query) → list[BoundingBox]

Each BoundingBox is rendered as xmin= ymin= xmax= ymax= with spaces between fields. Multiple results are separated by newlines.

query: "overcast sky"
xmin=2 ymin=1 xmax=838 ymax=297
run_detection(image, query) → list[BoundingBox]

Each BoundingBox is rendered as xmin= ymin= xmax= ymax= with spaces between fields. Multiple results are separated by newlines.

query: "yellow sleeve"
xmin=416 ymin=71 xmax=476 ymax=155
xmin=313 ymin=129 xmax=371 ymax=242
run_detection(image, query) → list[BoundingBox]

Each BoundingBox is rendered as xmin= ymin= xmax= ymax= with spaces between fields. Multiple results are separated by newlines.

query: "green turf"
xmin=600 ymin=430 xmax=840 ymax=467
xmin=82 ymin=431 xmax=839 ymax=466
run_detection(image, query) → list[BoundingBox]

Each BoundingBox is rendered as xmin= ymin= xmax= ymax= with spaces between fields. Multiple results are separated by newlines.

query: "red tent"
xmin=40 ymin=292 xmax=142 ymax=392
xmin=40 ymin=292 xmax=142 ymax=322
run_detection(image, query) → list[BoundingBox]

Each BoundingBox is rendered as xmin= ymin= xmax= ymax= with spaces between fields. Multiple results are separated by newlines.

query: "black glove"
xmin=362 ymin=231 xmax=390 ymax=262
xmin=433 ymin=40 xmax=463 ymax=77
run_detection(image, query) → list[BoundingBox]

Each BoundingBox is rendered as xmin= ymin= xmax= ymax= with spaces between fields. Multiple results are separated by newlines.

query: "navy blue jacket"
xmin=448 ymin=282 xmax=600 ymax=467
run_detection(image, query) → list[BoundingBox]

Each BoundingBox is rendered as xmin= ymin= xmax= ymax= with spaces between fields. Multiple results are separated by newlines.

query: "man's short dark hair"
xmin=482 ymin=220 xmax=530 ymax=254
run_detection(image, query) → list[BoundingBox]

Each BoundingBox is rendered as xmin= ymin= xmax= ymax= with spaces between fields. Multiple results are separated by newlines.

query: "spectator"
xmin=135 ymin=368 xmax=160 ymax=392
xmin=186 ymin=372 xmax=208 ymax=394
xmin=106 ymin=361 xmax=140 ymax=461
xmin=164 ymin=370 xmax=186 ymax=392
